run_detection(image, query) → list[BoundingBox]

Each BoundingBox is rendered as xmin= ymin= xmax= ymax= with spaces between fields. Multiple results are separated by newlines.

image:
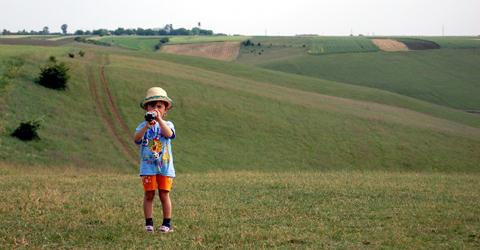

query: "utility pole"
xmin=442 ymin=25 xmax=445 ymax=36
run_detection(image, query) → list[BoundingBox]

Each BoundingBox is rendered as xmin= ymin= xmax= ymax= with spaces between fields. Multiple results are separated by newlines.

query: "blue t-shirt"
xmin=135 ymin=121 xmax=176 ymax=177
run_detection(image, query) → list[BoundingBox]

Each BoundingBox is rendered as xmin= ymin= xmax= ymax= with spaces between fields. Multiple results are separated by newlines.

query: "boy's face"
xmin=146 ymin=101 xmax=167 ymax=117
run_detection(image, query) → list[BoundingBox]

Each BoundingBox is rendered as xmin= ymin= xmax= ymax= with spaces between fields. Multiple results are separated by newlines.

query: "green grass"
xmin=97 ymin=36 xmax=159 ymax=51
xmin=2 ymin=45 xmax=480 ymax=172
xmin=254 ymin=48 xmax=480 ymax=110
xmin=0 ymin=45 xmax=133 ymax=170
xmin=1 ymin=39 xmax=480 ymax=249
xmin=126 ymin=50 xmax=480 ymax=129
xmin=167 ymin=35 xmax=249 ymax=44
xmin=1 ymin=166 xmax=479 ymax=248
xmin=105 ymin=52 xmax=480 ymax=172
xmin=239 ymin=36 xmax=378 ymax=56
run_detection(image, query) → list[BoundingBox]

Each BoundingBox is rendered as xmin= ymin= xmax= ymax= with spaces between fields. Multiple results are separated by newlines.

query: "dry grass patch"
xmin=372 ymin=39 xmax=409 ymax=52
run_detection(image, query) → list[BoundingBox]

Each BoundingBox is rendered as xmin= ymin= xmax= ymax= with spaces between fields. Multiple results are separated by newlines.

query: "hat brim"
xmin=140 ymin=95 xmax=173 ymax=110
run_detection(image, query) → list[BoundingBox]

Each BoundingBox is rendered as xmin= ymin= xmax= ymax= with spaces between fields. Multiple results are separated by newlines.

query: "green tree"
xmin=61 ymin=24 xmax=68 ymax=35
xmin=42 ymin=26 xmax=49 ymax=35
xmin=37 ymin=60 xmax=70 ymax=90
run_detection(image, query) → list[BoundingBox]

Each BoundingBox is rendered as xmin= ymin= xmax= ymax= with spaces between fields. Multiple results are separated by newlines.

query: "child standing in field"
xmin=134 ymin=87 xmax=176 ymax=233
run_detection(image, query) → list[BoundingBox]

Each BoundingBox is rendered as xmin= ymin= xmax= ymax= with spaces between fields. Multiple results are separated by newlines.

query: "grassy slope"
xmin=107 ymin=51 xmax=480 ymax=172
xmin=2 ymin=44 xmax=480 ymax=172
xmin=132 ymin=51 xmax=480 ymax=129
xmin=0 ymin=45 xmax=133 ymax=171
xmin=249 ymin=48 xmax=480 ymax=110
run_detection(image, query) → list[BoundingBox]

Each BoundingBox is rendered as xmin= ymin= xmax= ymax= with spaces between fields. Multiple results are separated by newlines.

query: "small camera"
xmin=144 ymin=111 xmax=157 ymax=122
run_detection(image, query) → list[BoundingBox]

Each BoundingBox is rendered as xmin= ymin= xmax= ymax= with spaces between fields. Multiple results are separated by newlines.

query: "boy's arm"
xmin=157 ymin=118 xmax=174 ymax=138
xmin=155 ymin=114 xmax=174 ymax=138
xmin=133 ymin=123 xmax=151 ymax=143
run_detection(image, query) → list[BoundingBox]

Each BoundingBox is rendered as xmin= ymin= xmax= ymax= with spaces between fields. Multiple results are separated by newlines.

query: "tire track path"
xmin=99 ymin=65 xmax=131 ymax=134
xmin=87 ymin=54 xmax=137 ymax=166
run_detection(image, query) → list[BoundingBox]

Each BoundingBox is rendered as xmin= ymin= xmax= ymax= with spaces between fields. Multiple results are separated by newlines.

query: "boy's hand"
xmin=154 ymin=110 xmax=164 ymax=122
xmin=146 ymin=120 xmax=155 ymax=128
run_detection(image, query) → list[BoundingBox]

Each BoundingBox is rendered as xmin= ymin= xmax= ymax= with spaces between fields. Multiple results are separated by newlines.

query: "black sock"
xmin=146 ymin=218 xmax=153 ymax=226
xmin=162 ymin=218 xmax=171 ymax=227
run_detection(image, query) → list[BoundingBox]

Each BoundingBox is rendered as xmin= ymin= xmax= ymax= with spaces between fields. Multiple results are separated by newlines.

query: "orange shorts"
xmin=141 ymin=175 xmax=173 ymax=191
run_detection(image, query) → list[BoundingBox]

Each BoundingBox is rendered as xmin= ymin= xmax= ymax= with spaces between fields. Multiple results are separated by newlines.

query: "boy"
xmin=134 ymin=87 xmax=176 ymax=233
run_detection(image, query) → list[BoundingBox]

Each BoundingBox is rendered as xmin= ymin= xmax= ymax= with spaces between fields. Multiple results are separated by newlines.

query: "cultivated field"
xmin=96 ymin=35 xmax=248 ymax=52
xmin=161 ymin=42 xmax=241 ymax=61
xmin=372 ymin=39 xmax=409 ymax=52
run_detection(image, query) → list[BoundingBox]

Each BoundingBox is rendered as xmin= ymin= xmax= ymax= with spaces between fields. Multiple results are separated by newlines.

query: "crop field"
xmin=167 ymin=35 xmax=248 ymax=44
xmin=415 ymin=36 xmax=480 ymax=49
xmin=161 ymin=42 xmax=240 ymax=61
xmin=240 ymin=36 xmax=378 ymax=55
xmin=97 ymin=35 xmax=248 ymax=52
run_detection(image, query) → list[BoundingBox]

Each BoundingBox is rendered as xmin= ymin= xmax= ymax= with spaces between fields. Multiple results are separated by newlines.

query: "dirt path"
xmin=87 ymin=54 xmax=137 ymax=166
xmin=99 ymin=65 xmax=131 ymax=134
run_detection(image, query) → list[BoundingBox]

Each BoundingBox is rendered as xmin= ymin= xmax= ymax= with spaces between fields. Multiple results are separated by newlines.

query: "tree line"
xmin=2 ymin=24 xmax=217 ymax=36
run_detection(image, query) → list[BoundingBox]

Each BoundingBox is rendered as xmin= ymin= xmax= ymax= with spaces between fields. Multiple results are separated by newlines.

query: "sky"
xmin=1 ymin=0 xmax=479 ymax=36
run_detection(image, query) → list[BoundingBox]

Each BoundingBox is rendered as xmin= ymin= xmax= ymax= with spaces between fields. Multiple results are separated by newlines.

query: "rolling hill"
xmin=1 ymin=41 xmax=479 ymax=172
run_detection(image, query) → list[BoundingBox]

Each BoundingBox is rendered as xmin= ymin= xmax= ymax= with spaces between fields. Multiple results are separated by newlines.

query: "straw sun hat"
xmin=140 ymin=87 xmax=173 ymax=110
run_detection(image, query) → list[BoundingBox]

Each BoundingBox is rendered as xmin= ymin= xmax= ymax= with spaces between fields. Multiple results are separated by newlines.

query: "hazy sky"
xmin=1 ymin=0 xmax=479 ymax=36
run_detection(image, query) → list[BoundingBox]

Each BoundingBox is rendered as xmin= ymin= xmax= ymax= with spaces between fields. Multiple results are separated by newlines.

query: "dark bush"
xmin=37 ymin=61 xmax=70 ymax=90
xmin=160 ymin=37 xmax=170 ymax=44
xmin=242 ymin=39 xmax=253 ymax=47
xmin=68 ymin=53 xmax=75 ymax=58
xmin=11 ymin=120 xmax=41 ymax=141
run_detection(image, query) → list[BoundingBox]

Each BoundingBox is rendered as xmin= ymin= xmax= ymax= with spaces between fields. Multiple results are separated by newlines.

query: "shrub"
xmin=160 ymin=37 xmax=170 ymax=44
xmin=242 ymin=39 xmax=253 ymax=47
xmin=68 ymin=53 xmax=75 ymax=58
xmin=78 ymin=50 xmax=85 ymax=57
xmin=37 ymin=61 xmax=70 ymax=90
xmin=11 ymin=120 xmax=41 ymax=141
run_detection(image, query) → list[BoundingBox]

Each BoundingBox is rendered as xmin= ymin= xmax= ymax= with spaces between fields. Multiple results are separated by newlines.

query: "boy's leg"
xmin=159 ymin=190 xmax=172 ymax=219
xmin=142 ymin=175 xmax=157 ymax=231
xmin=157 ymin=175 xmax=173 ymax=231
xmin=144 ymin=190 xmax=156 ymax=220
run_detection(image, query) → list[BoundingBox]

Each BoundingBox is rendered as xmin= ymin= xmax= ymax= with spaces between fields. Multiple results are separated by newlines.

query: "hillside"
xmin=237 ymin=36 xmax=480 ymax=111
xmin=1 ymin=43 xmax=480 ymax=172
xmin=249 ymin=49 xmax=480 ymax=110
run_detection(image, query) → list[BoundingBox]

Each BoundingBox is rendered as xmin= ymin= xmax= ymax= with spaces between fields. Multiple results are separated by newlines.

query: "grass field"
xmin=1 ymin=39 xmax=480 ymax=248
xmin=1 ymin=166 xmax=479 ymax=248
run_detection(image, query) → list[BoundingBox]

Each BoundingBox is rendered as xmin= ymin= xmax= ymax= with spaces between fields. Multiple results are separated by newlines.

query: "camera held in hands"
xmin=144 ymin=111 xmax=157 ymax=123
